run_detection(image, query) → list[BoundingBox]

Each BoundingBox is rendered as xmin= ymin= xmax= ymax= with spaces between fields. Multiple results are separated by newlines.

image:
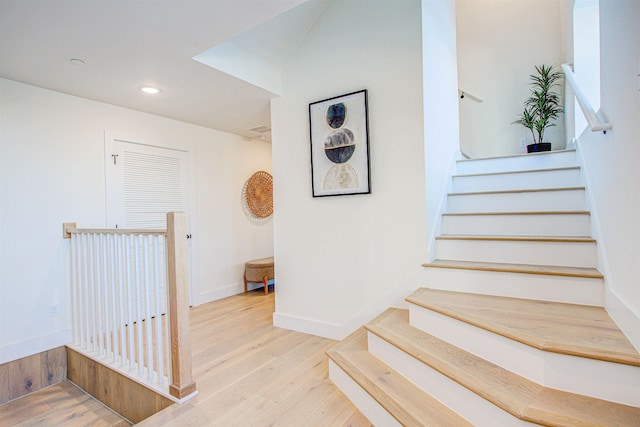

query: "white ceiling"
xmin=0 ymin=0 xmax=331 ymax=141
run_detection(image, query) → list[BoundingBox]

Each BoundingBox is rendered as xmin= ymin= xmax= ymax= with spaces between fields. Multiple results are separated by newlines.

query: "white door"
xmin=105 ymin=136 xmax=190 ymax=229
xmin=105 ymin=132 xmax=195 ymax=307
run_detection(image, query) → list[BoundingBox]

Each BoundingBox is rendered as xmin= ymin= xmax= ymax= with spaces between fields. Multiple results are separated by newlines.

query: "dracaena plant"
xmin=513 ymin=64 xmax=564 ymax=145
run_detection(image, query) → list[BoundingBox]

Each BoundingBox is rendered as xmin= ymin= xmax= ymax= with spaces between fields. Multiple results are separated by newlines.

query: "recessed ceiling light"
xmin=139 ymin=86 xmax=161 ymax=94
xmin=69 ymin=58 xmax=85 ymax=66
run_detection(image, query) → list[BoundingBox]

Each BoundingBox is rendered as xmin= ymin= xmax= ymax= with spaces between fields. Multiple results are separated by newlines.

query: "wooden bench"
xmin=244 ymin=257 xmax=274 ymax=295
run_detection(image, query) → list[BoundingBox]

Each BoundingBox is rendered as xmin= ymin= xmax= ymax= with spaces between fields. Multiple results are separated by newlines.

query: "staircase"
xmin=327 ymin=150 xmax=640 ymax=426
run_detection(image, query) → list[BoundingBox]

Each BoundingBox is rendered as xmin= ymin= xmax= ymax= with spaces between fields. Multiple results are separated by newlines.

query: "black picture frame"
xmin=308 ymin=89 xmax=370 ymax=197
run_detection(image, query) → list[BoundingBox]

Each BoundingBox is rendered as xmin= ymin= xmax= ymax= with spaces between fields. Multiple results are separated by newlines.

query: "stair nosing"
xmin=366 ymin=308 xmax=640 ymax=426
xmin=456 ymin=149 xmax=576 ymax=163
xmin=327 ymin=329 xmax=473 ymax=427
xmin=423 ymin=259 xmax=604 ymax=279
xmin=327 ymin=349 xmax=421 ymax=427
xmin=442 ymin=210 xmax=591 ymax=217
xmin=448 ymin=186 xmax=586 ymax=197
xmin=406 ymin=289 xmax=640 ymax=367
xmin=366 ymin=310 xmax=538 ymax=421
xmin=436 ymin=235 xmax=597 ymax=243
xmin=453 ymin=165 xmax=581 ymax=179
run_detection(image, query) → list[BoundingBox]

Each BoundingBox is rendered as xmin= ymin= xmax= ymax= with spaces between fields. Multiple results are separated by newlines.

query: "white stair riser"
xmin=425 ymin=267 xmax=604 ymax=306
xmin=447 ymin=189 xmax=586 ymax=213
xmin=456 ymin=150 xmax=577 ymax=175
xmin=409 ymin=306 xmax=640 ymax=407
xmin=328 ymin=361 xmax=400 ymax=426
xmin=367 ymin=333 xmax=537 ymax=427
xmin=452 ymin=168 xmax=582 ymax=193
xmin=441 ymin=213 xmax=591 ymax=237
xmin=435 ymin=239 xmax=597 ymax=268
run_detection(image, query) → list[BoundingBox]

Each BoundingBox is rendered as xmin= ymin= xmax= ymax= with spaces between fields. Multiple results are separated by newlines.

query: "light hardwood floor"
xmin=138 ymin=290 xmax=370 ymax=426
xmin=2 ymin=290 xmax=370 ymax=426
xmin=0 ymin=380 xmax=131 ymax=426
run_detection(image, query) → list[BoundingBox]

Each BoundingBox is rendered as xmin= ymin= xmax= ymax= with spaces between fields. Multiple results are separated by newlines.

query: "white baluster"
xmin=105 ymin=233 xmax=112 ymax=360
xmin=89 ymin=233 xmax=98 ymax=353
xmin=78 ymin=233 xmax=87 ymax=349
xmin=144 ymin=234 xmax=153 ymax=381
xmin=117 ymin=234 xmax=126 ymax=367
xmin=153 ymin=235 xmax=164 ymax=385
xmin=135 ymin=234 xmax=144 ymax=375
xmin=98 ymin=233 xmax=106 ymax=356
xmin=126 ymin=233 xmax=135 ymax=372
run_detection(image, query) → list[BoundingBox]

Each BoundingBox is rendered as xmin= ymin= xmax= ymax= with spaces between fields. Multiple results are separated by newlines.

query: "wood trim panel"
xmin=66 ymin=347 xmax=173 ymax=423
xmin=0 ymin=363 xmax=8 ymax=403
xmin=0 ymin=347 xmax=67 ymax=404
xmin=166 ymin=211 xmax=196 ymax=399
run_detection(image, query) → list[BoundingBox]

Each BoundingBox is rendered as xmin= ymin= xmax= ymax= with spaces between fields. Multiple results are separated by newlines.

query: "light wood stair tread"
xmin=326 ymin=329 xmax=472 ymax=427
xmin=442 ymin=210 xmax=590 ymax=217
xmin=456 ymin=149 xmax=576 ymax=163
xmin=366 ymin=308 xmax=640 ymax=426
xmin=436 ymin=235 xmax=596 ymax=243
xmin=454 ymin=165 xmax=580 ymax=179
xmin=407 ymin=288 xmax=640 ymax=367
xmin=525 ymin=388 xmax=640 ymax=427
xmin=423 ymin=259 xmax=604 ymax=279
xmin=449 ymin=186 xmax=585 ymax=197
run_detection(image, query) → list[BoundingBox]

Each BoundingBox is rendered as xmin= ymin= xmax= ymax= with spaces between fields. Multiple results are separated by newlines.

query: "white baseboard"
xmin=196 ymin=283 xmax=242 ymax=305
xmin=195 ymin=280 xmax=271 ymax=306
xmin=0 ymin=329 xmax=71 ymax=365
xmin=273 ymin=269 xmax=427 ymax=340
xmin=273 ymin=312 xmax=344 ymax=340
xmin=606 ymin=287 xmax=640 ymax=353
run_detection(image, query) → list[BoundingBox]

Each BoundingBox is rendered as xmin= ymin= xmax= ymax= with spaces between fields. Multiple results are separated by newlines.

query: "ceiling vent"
xmin=248 ymin=125 xmax=271 ymax=134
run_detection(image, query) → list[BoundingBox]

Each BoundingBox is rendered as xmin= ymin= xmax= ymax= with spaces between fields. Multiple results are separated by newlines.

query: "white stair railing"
xmin=561 ymin=63 xmax=612 ymax=133
xmin=65 ymin=212 xmax=196 ymax=401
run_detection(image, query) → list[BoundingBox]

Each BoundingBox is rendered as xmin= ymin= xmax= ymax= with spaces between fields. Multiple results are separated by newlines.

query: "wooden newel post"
xmin=166 ymin=212 xmax=197 ymax=399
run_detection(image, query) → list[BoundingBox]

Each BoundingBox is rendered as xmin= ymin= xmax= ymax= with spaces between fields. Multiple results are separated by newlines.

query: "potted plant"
xmin=513 ymin=64 xmax=563 ymax=153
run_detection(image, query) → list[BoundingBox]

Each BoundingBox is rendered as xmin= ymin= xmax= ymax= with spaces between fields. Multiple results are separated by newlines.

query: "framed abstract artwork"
xmin=309 ymin=89 xmax=370 ymax=197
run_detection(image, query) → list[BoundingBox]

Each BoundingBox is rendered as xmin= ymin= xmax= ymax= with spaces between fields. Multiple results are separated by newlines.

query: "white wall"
xmin=0 ymin=78 xmax=273 ymax=363
xmin=271 ymin=0 xmax=427 ymax=339
xmin=423 ymin=0 xmax=461 ymax=261
xmin=456 ymin=0 xmax=565 ymax=157
xmin=576 ymin=0 xmax=640 ymax=349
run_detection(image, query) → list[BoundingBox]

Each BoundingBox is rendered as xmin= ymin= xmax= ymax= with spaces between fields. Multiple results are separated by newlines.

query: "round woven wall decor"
xmin=242 ymin=171 xmax=273 ymax=223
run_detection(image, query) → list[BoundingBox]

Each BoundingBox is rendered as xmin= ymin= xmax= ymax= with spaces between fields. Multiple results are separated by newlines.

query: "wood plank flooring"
xmin=1 ymin=291 xmax=369 ymax=426
xmin=0 ymin=380 xmax=131 ymax=426
xmin=139 ymin=290 xmax=370 ymax=426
